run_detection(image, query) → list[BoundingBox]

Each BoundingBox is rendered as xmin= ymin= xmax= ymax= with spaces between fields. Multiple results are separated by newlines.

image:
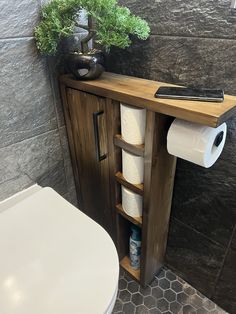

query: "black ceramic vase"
xmin=67 ymin=49 xmax=105 ymax=80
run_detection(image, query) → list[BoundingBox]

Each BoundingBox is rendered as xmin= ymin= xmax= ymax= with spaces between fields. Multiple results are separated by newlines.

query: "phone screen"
xmin=155 ymin=86 xmax=224 ymax=101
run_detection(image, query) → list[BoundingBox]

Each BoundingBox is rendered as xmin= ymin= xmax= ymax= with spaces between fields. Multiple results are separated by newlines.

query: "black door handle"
xmin=93 ymin=110 xmax=107 ymax=162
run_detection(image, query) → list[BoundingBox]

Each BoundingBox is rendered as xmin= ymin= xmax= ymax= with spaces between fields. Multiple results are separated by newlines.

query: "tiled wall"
xmin=0 ymin=0 xmax=85 ymax=204
xmin=107 ymin=1 xmax=236 ymax=313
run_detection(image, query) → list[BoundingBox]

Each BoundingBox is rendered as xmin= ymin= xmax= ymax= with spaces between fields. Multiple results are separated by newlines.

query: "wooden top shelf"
xmin=60 ymin=72 xmax=236 ymax=128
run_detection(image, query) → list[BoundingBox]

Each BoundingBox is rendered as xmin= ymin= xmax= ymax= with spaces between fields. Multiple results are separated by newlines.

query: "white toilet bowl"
xmin=0 ymin=186 xmax=119 ymax=314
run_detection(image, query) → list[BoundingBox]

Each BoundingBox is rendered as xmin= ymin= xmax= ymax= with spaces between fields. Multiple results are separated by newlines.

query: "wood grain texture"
xmin=114 ymin=134 xmax=145 ymax=157
xmin=115 ymin=172 xmax=144 ymax=196
xmin=60 ymin=73 xmax=236 ymax=127
xmin=141 ymin=111 xmax=177 ymax=286
xmin=66 ymin=89 xmax=114 ymax=237
xmin=120 ymin=255 xmax=140 ymax=281
xmin=116 ymin=204 xmax=142 ymax=227
xmin=104 ymin=98 xmax=121 ymax=244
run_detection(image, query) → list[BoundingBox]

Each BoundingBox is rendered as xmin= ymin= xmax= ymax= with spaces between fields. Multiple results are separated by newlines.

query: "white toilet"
xmin=0 ymin=185 xmax=119 ymax=314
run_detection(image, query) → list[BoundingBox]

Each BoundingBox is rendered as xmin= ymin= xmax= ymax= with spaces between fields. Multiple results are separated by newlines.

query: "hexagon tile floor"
xmin=112 ymin=267 xmax=227 ymax=314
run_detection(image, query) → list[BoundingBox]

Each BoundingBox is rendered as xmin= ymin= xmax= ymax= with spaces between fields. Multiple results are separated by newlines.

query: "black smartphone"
xmin=155 ymin=86 xmax=224 ymax=102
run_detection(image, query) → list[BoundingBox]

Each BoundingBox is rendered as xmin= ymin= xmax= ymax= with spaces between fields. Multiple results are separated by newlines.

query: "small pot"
xmin=67 ymin=49 xmax=105 ymax=80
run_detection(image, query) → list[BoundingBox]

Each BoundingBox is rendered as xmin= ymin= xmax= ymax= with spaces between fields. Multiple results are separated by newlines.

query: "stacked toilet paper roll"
xmin=167 ymin=119 xmax=227 ymax=168
xmin=122 ymin=149 xmax=144 ymax=184
xmin=122 ymin=186 xmax=142 ymax=217
xmin=120 ymin=103 xmax=146 ymax=144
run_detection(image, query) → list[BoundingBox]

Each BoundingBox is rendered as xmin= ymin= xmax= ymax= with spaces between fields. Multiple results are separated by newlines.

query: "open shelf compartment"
xmin=120 ymin=256 xmax=140 ymax=281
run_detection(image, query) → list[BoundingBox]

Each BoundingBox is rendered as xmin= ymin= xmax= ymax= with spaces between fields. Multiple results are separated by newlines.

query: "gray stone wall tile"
xmin=0 ymin=38 xmax=57 ymax=148
xmin=171 ymin=117 xmax=236 ymax=246
xmin=37 ymin=160 xmax=67 ymax=195
xmin=231 ymin=226 xmax=236 ymax=250
xmin=0 ymin=130 xmax=67 ymax=201
xmin=119 ymin=0 xmax=236 ymax=39
xmin=107 ymin=35 xmax=236 ymax=94
xmin=59 ymin=126 xmax=77 ymax=199
xmin=47 ymin=32 xmax=89 ymax=127
xmin=0 ymin=0 xmax=40 ymax=38
xmin=0 ymin=1 xmax=77 ymax=206
xmin=75 ymin=9 xmax=89 ymax=33
xmin=59 ymin=126 xmax=72 ymax=168
xmin=166 ymin=219 xmax=226 ymax=298
xmin=0 ymin=175 xmax=34 ymax=202
xmin=47 ymin=57 xmax=66 ymax=127
xmin=212 ymin=248 xmax=236 ymax=313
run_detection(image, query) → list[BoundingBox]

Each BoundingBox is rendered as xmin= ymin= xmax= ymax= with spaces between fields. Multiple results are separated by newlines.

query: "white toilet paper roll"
xmin=122 ymin=149 xmax=144 ymax=184
xmin=122 ymin=186 xmax=142 ymax=217
xmin=167 ymin=119 xmax=227 ymax=168
xmin=120 ymin=103 xmax=146 ymax=145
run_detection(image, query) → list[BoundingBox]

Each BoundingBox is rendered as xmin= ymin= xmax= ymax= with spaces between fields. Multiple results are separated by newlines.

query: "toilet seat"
xmin=0 ymin=187 xmax=119 ymax=314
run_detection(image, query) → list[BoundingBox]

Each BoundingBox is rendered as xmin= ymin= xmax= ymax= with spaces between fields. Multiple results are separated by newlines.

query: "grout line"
xmin=211 ymin=224 xmax=236 ymax=299
xmin=0 ymin=31 xmax=87 ymax=42
xmin=0 ymin=36 xmax=34 ymax=41
xmin=0 ymin=128 xmax=58 ymax=151
xmin=149 ymin=33 xmax=236 ymax=41
xmin=172 ymin=217 xmax=227 ymax=248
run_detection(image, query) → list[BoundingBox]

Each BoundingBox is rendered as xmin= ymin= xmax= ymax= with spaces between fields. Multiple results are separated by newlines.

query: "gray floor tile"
xmin=112 ymin=267 xmax=226 ymax=314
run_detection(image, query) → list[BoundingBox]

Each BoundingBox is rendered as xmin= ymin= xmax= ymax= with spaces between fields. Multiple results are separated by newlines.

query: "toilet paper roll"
xmin=167 ymin=119 xmax=227 ymax=168
xmin=120 ymin=103 xmax=146 ymax=145
xmin=122 ymin=186 xmax=142 ymax=217
xmin=122 ymin=149 xmax=144 ymax=184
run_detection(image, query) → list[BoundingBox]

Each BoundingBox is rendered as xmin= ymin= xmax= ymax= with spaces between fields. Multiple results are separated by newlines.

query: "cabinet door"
xmin=66 ymin=88 xmax=113 ymax=236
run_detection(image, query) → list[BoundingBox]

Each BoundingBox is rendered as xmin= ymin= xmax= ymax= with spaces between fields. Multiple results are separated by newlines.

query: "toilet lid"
xmin=0 ymin=187 xmax=119 ymax=314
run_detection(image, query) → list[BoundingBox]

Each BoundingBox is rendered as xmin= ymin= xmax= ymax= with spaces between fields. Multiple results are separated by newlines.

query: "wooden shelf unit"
xmin=113 ymin=109 xmax=177 ymax=286
xmin=59 ymin=72 xmax=236 ymax=287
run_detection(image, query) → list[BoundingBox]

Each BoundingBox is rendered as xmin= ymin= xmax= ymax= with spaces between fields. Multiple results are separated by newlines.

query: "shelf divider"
xmin=115 ymin=172 xmax=144 ymax=196
xmin=116 ymin=204 xmax=142 ymax=227
xmin=120 ymin=256 xmax=140 ymax=281
xmin=114 ymin=135 xmax=144 ymax=156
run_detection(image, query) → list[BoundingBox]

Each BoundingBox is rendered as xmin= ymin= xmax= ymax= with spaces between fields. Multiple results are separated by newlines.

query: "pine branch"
xmin=34 ymin=0 xmax=150 ymax=55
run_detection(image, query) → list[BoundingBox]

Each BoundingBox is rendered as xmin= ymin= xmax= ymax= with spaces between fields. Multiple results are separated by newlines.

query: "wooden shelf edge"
xmin=60 ymin=73 xmax=236 ymax=128
xmin=115 ymin=172 xmax=144 ymax=196
xmin=116 ymin=204 xmax=142 ymax=227
xmin=114 ymin=135 xmax=144 ymax=157
xmin=120 ymin=256 xmax=140 ymax=282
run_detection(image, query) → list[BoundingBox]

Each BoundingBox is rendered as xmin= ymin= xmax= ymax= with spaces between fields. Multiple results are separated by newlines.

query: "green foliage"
xmin=35 ymin=0 xmax=150 ymax=55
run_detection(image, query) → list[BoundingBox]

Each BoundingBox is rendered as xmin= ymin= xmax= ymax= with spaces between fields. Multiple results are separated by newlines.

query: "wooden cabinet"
xmin=61 ymin=88 xmax=114 ymax=237
xmin=60 ymin=72 xmax=236 ymax=286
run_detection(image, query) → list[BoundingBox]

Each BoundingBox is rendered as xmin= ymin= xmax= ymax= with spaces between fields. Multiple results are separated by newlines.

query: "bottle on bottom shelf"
xmin=130 ymin=224 xmax=142 ymax=269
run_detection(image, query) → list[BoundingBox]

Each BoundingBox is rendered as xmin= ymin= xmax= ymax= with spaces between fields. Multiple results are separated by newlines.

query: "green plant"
xmin=35 ymin=0 xmax=150 ymax=55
